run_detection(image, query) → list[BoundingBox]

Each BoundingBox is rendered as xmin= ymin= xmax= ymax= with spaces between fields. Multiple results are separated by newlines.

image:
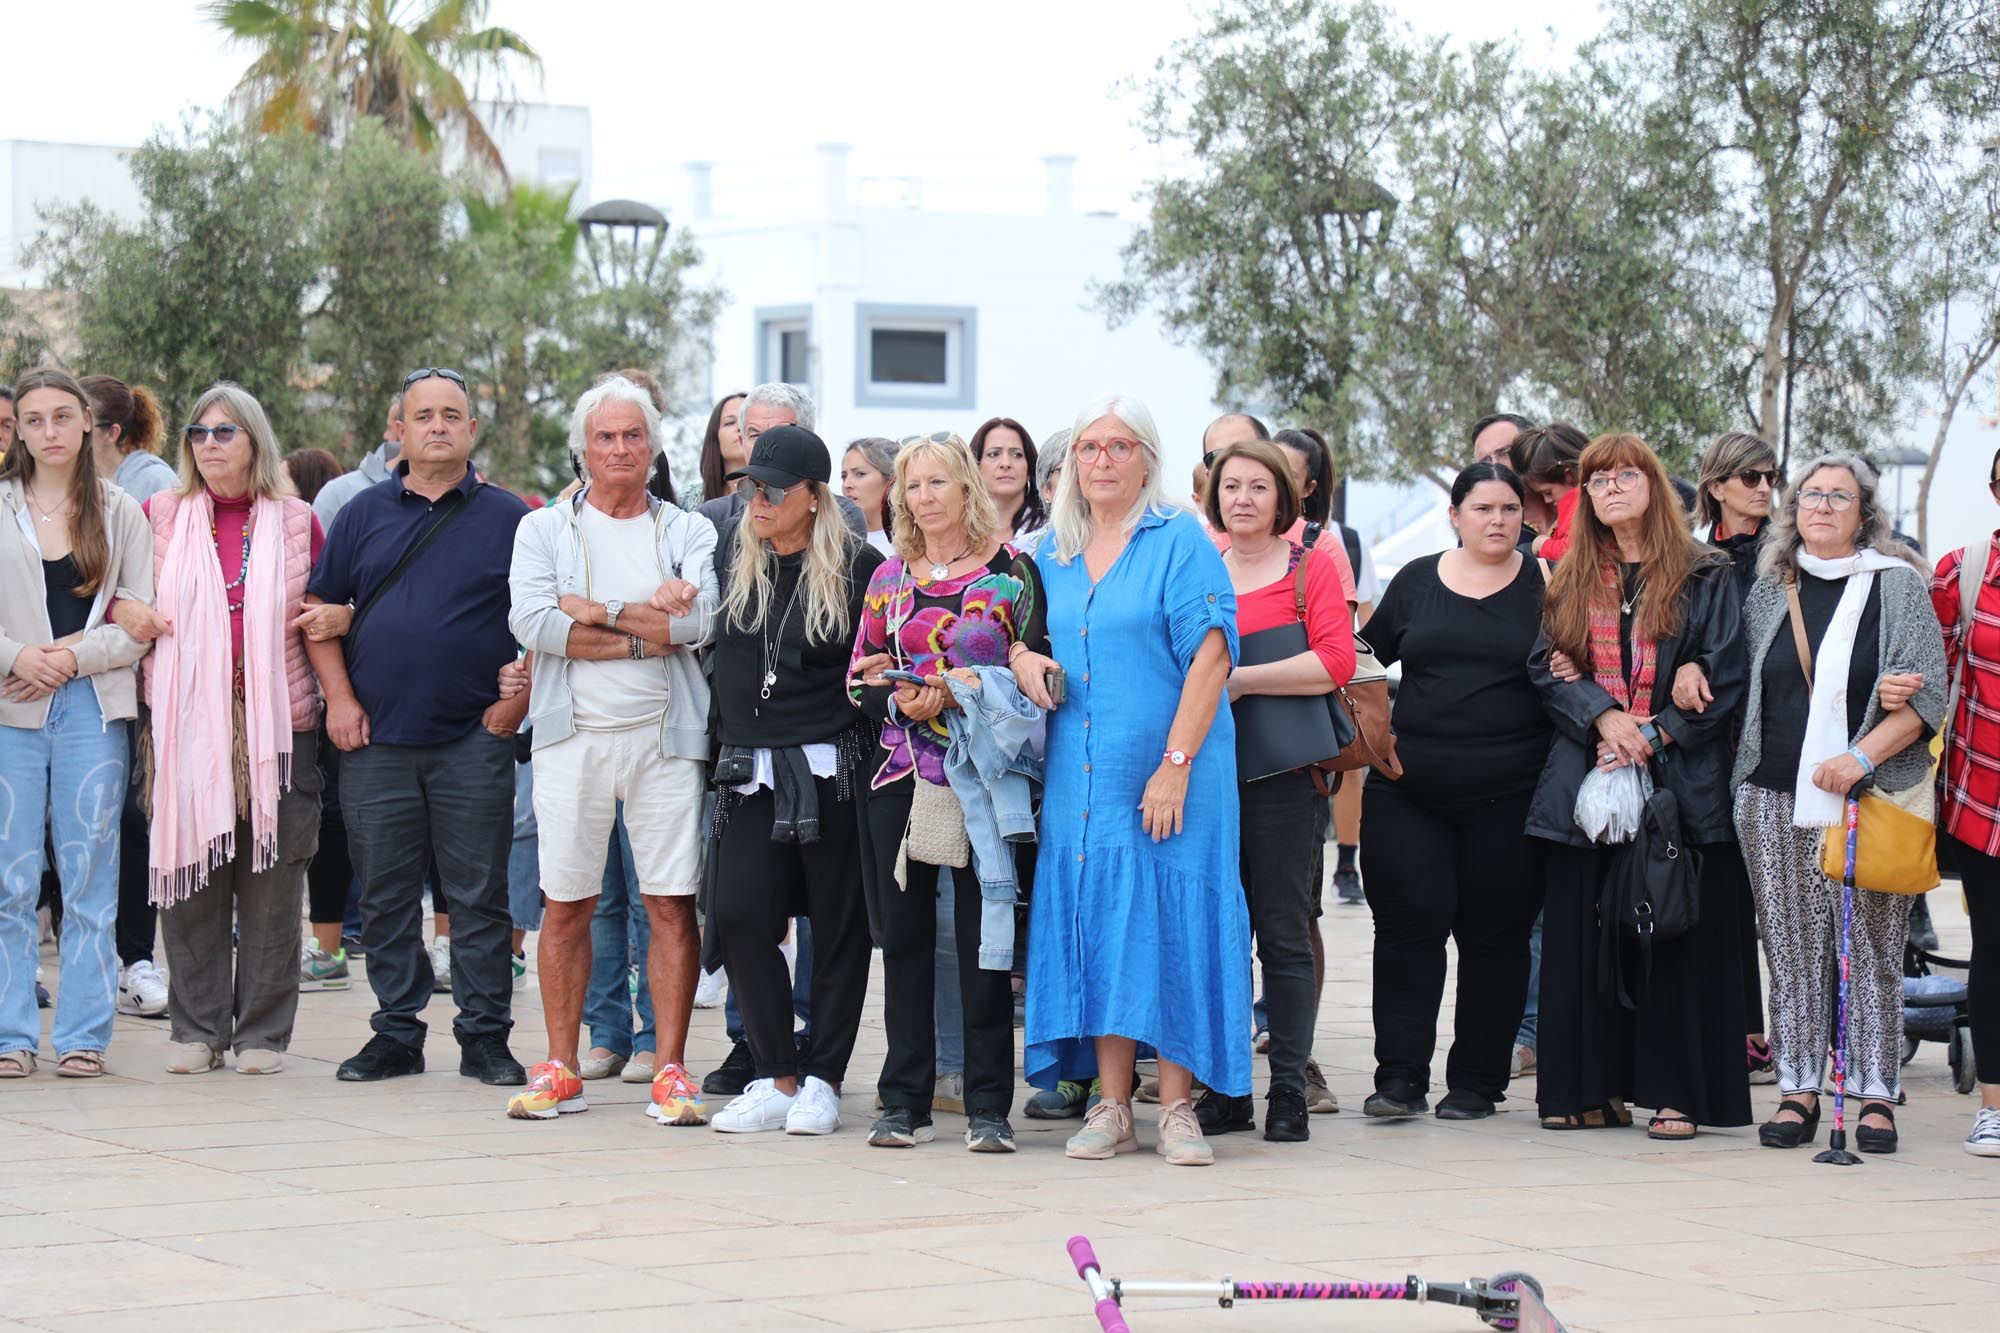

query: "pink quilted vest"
xmin=145 ymin=493 xmax=321 ymax=731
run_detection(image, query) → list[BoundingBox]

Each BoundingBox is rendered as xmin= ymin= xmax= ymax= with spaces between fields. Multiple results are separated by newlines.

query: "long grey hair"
xmin=1757 ymin=450 xmax=1927 ymax=583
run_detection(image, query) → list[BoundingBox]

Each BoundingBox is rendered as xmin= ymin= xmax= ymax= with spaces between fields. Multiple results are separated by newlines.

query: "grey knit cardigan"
xmin=1730 ymin=562 xmax=1948 ymax=796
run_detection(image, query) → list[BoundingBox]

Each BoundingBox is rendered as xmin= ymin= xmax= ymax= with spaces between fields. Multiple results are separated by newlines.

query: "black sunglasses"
xmin=183 ymin=423 xmax=242 ymax=445
xmin=402 ymin=366 xmax=468 ymax=389
xmin=1734 ymin=467 xmax=1781 ymax=488
xmin=735 ymin=476 xmax=799 ymax=507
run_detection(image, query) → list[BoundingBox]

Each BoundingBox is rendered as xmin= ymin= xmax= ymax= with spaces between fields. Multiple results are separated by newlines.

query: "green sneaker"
xmin=300 ymin=941 xmax=350 ymax=991
xmin=512 ymin=952 xmax=528 ymax=993
xmin=1025 ymin=1077 xmax=1102 ymax=1120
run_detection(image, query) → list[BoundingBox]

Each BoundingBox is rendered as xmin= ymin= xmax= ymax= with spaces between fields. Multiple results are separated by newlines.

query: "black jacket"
xmin=1705 ymin=520 xmax=1767 ymax=607
xmin=1524 ymin=553 xmax=1746 ymax=847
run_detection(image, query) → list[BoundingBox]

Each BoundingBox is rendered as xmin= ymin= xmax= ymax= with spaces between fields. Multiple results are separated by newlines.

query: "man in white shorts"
xmin=504 ymin=376 xmax=718 ymax=1124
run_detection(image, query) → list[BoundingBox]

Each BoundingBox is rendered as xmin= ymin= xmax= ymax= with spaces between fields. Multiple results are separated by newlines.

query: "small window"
xmin=778 ymin=327 xmax=811 ymax=385
xmin=854 ymin=305 xmax=976 ymax=409
xmin=755 ymin=306 xmax=813 ymax=389
xmin=537 ymin=147 xmax=583 ymax=184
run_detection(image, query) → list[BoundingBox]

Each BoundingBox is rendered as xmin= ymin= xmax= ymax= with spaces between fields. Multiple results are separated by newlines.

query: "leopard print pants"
xmin=1733 ymin=784 xmax=1907 ymax=1101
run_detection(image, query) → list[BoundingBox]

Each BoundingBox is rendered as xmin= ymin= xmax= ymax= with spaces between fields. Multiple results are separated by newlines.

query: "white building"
xmin=676 ymin=145 xmax=1227 ymax=500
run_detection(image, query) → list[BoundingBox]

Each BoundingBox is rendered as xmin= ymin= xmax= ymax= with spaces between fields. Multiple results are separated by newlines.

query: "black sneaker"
xmin=704 ymin=1039 xmax=755 ymax=1096
xmin=1194 ymin=1090 xmax=1256 ymax=1134
xmin=966 ymin=1114 xmax=1018 ymax=1153
xmin=341 ymin=933 xmax=367 ymax=959
xmin=337 ymin=1033 xmax=425 ymax=1082
xmin=1362 ymin=1080 xmax=1429 ymax=1118
xmin=1436 ymin=1088 xmax=1496 ymax=1121
xmin=1907 ymin=896 xmax=1940 ymax=954
xmin=1334 ymin=867 xmax=1364 ymax=904
xmin=867 ymin=1106 xmax=935 ymax=1148
xmin=458 ymin=1032 xmax=525 ymax=1085
xmin=1264 ymin=1085 xmax=1310 ymax=1142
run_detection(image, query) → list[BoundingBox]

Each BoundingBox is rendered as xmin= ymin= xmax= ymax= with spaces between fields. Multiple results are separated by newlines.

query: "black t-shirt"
xmin=1364 ymin=552 xmax=1552 ymax=800
xmin=711 ymin=531 xmax=885 ymax=748
xmin=44 ymin=556 xmax=90 ymax=638
xmin=1748 ymin=572 xmax=1882 ymax=790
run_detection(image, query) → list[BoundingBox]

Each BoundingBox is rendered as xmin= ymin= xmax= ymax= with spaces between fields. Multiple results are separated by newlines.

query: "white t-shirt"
xmin=572 ymin=504 xmax=670 ymax=731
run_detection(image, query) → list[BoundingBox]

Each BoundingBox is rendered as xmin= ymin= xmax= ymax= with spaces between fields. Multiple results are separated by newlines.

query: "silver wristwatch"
xmin=603 ymin=599 xmax=625 ymax=629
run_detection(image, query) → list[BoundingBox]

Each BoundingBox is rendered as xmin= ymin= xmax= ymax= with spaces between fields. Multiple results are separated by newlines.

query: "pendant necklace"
xmin=26 ymin=488 xmax=66 ymax=525
xmin=757 ymin=573 xmax=806 ymax=713
xmin=1620 ymin=574 xmax=1644 ymax=617
xmin=926 ymin=541 xmax=972 ymax=582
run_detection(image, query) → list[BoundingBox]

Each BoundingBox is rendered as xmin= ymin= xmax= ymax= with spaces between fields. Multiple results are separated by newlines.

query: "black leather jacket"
xmin=1524 ymin=553 xmax=1746 ymax=847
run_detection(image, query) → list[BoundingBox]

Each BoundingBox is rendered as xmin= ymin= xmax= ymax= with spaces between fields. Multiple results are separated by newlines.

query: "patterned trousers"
xmin=1734 ymin=783 xmax=1907 ymax=1101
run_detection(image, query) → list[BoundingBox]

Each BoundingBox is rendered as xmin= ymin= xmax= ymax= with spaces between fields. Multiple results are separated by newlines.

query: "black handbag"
xmin=1597 ymin=769 xmax=1701 ymax=1010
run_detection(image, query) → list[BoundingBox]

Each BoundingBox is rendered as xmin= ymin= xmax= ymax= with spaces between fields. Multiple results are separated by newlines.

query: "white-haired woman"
xmin=129 ymin=383 xmax=326 ymax=1074
xmin=706 ymin=424 xmax=885 ymax=1136
xmin=1009 ymin=394 xmax=1251 ymax=1167
xmin=1733 ymin=453 xmax=1946 ymax=1153
xmin=847 ymin=433 xmax=1049 ymax=1153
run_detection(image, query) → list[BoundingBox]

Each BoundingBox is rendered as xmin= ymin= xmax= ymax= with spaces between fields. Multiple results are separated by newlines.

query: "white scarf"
xmin=1790 ymin=548 xmax=1907 ymax=828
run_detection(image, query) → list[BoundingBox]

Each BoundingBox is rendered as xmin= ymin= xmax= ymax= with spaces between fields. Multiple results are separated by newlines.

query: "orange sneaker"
xmin=647 ymin=1060 xmax=708 ymax=1126
xmin=506 ymin=1060 xmax=587 ymax=1120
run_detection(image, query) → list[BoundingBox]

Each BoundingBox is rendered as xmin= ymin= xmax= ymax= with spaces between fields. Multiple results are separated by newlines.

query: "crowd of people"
xmin=4 ymin=362 xmax=2000 ymax=1165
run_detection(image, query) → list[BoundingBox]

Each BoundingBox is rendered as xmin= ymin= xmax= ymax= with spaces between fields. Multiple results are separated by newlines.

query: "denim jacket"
xmin=940 ymin=667 xmax=1044 ymax=970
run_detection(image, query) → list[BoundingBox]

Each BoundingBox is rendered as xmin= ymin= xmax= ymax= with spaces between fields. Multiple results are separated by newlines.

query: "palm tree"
xmin=207 ymin=0 xmax=541 ymax=179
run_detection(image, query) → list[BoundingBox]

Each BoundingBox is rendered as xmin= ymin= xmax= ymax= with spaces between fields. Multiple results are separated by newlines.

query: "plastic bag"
xmin=1573 ymin=762 xmax=1651 ymax=844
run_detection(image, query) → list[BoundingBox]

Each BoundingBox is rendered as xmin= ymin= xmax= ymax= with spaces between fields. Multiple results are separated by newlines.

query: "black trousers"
xmin=306 ymin=727 xmax=353 ymax=925
xmin=1361 ymin=780 xmax=1542 ymax=1101
xmin=867 ymin=778 xmax=1015 ymax=1118
xmin=1241 ymin=771 xmax=1324 ymax=1094
xmin=1712 ymin=842 xmax=1765 ymax=1035
xmin=116 ymin=720 xmax=156 ymax=965
xmin=1949 ymin=835 xmax=2000 ymax=1083
xmin=340 ymin=726 xmax=515 ymax=1049
xmin=714 ymin=777 xmax=871 ymax=1085
xmin=1537 ymin=838 xmax=1751 ymax=1126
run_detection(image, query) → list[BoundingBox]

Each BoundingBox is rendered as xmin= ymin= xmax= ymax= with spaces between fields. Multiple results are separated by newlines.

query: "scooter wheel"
xmin=1480 ymin=1272 xmax=1545 ymax=1329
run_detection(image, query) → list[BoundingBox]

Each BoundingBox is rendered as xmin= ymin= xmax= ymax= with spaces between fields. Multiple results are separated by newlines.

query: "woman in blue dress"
xmin=1009 ymin=393 xmax=1251 ymax=1167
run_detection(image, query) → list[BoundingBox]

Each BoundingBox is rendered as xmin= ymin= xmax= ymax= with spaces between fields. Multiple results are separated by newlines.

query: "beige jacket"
xmin=0 ymin=476 xmax=154 ymax=730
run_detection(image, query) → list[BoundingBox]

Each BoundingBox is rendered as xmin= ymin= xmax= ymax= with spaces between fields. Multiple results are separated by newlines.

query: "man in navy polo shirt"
xmin=303 ymin=367 xmax=530 ymax=1085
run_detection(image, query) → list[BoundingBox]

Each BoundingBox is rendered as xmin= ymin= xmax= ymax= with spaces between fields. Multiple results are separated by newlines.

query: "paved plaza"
xmin=4 ymin=882 xmax=1998 ymax=1333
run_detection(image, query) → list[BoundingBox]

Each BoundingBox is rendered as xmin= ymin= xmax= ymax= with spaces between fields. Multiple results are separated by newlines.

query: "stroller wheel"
xmin=1901 ymin=1036 xmax=1920 ymax=1067
xmin=1481 ymin=1272 xmax=1545 ymax=1329
xmin=1951 ymin=1028 xmax=1977 ymax=1095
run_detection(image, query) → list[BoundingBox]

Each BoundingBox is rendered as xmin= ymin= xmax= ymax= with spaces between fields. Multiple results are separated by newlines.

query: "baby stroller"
xmin=1902 ymin=939 xmax=1975 ymax=1095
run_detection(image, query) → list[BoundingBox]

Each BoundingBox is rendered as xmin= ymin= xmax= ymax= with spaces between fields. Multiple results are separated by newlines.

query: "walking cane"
xmin=1814 ymin=789 xmax=1863 ymax=1167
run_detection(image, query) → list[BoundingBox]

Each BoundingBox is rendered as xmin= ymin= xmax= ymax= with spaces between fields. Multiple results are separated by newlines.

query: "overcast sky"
xmin=3 ymin=1 xmax=1609 ymax=202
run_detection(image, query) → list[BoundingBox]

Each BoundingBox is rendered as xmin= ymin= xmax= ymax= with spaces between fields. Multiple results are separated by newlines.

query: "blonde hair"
xmin=889 ymin=435 xmax=998 ymax=568
xmin=1047 ymin=393 xmax=1170 ymax=564
xmin=176 ymin=382 xmax=292 ymax=499
xmin=721 ymin=481 xmax=857 ymax=644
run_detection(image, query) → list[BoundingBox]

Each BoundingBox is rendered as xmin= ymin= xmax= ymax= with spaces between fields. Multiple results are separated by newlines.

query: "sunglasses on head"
xmin=898 ymin=430 xmax=963 ymax=449
xmin=402 ymin=366 xmax=467 ymax=389
xmin=735 ymin=476 xmax=799 ymax=507
xmin=1733 ymin=467 xmax=1781 ymax=488
xmin=183 ymin=423 xmax=242 ymax=445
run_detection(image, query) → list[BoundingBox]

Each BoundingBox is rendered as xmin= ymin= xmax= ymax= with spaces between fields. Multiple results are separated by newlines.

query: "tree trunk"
xmin=1915 ymin=339 xmax=2000 ymax=555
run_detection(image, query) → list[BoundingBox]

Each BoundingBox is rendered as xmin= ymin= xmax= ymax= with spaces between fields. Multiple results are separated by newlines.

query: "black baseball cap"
xmin=724 ymin=424 xmax=831 ymax=489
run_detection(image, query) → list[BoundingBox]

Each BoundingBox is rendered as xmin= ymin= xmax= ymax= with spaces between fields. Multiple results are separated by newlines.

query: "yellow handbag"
xmin=1785 ymin=578 xmax=1939 ymax=895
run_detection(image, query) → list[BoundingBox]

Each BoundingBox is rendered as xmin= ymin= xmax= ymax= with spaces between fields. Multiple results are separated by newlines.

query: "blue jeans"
xmin=586 ymin=807 xmax=655 ymax=1057
xmin=507 ymin=762 xmax=543 ymax=933
xmin=935 ymin=866 xmax=965 ymax=1076
xmin=0 ymin=680 xmax=128 ymax=1056
xmin=1516 ymin=913 xmax=1543 ymax=1048
xmin=725 ymin=916 xmax=813 ymax=1045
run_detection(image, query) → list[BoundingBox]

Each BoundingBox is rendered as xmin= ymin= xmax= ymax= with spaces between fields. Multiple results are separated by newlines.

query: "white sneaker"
xmin=786 ymin=1075 xmax=842 ymax=1135
xmin=427 ymin=937 xmax=452 ymax=993
xmin=712 ymin=1078 xmax=797 ymax=1134
xmin=1967 ymin=1106 xmax=2000 ymax=1157
xmin=116 ymin=960 xmax=169 ymax=1017
xmin=693 ymin=967 xmax=727 ymax=1009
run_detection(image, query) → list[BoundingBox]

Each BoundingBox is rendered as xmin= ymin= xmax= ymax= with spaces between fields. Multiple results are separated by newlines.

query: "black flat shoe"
xmin=458 ymin=1033 xmax=525 ymax=1085
xmin=1363 ymin=1079 xmax=1429 ymax=1119
xmin=1436 ymin=1089 xmax=1496 ymax=1121
xmin=1195 ymin=1090 xmax=1256 ymax=1134
xmin=1855 ymin=1101 xmax=1898 ymax=1154
xmin=703 ymin=1039 xmax=755 ymax=1096
xmin=337 ymin=1032 xmax=424 ymax=1082
xmin=1263 ymin=1086 xmax=1309 ymax=1142
xmin=1757 ymin=1097 xmax=1821 ymax=1149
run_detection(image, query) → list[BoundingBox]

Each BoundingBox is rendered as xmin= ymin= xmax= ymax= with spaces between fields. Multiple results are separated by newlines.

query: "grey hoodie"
xmin=312 ymin=439 xmax=399 ymax=532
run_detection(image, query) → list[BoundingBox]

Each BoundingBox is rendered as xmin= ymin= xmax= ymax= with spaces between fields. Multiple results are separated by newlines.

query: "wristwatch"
xmin=1163 ymin=748 xmax=1191 ymax=768
xmin=603 ymin=599 xmax=625 ymax=629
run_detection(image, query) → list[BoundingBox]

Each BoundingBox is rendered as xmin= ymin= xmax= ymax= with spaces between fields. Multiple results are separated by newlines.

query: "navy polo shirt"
xmin=308 ymin=462 xmax=528 ymax=747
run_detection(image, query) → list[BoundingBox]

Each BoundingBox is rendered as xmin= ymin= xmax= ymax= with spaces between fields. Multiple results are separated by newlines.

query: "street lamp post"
xmin=577 ymin=198 xmax=670 ymax=287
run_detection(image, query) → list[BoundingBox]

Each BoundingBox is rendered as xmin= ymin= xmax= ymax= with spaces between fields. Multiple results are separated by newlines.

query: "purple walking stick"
xmin=1814 ymin=791 xmax=1863 ymax=1166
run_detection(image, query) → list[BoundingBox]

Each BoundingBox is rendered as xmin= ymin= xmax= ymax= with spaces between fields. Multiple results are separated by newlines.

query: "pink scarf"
xmin=149 ymin=490 xmax=293 ymax=906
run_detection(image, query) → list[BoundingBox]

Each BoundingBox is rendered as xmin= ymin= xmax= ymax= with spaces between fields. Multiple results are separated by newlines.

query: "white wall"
xmin=0 ymin=140 xmax=144 ymax=287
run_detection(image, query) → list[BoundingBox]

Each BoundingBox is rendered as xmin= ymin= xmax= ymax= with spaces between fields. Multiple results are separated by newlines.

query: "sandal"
xmin=1647 ymin=1111 xmax=1698 ymax=1141
xmin=0 ymin=1049 xmax=35 ymax=1079
xmin=1540 ymin=1100 xmax=1632 ymax=1131
xmin=55 ymin=1050 xmax=105 ymax=1079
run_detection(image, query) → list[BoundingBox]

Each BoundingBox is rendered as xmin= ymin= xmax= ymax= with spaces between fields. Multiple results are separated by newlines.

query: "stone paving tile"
xmin=5 ymin=1239 xmax=314 ymax=1319
xmin=370 ymin=1271 xmax=717 ymax=1321
xmin=28 ymin=1293 xmax=442 ymax=1332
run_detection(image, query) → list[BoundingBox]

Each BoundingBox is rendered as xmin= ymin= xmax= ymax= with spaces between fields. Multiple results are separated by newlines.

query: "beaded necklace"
xmin=213 ymin=512 xmax=253 ymax=613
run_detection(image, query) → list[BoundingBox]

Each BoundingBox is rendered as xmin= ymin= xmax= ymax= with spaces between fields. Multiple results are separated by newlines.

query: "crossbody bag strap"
xmin=1783 ymin=573 xmax=1813 ymax=689
xmin=346 ymin=483 xmax=486 ymax=649
xmin=1292 ymin=545 xmax=1312 ymax=620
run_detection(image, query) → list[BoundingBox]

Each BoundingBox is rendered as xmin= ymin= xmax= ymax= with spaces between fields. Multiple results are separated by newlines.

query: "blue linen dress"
xmin=1025 ymin=506 xmax=1254 ymax=1096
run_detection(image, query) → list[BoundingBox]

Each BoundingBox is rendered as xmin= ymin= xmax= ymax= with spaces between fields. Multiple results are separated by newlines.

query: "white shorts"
xmin=532 ymin=725 xmax=706 ymax=902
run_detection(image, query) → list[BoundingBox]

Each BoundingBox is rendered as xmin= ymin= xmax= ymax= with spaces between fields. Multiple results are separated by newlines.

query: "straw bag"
xmin=904 ymin=775 xmax=969 ymax=869
xmin=1784 ymin=579 xmax=1937 ymax=896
